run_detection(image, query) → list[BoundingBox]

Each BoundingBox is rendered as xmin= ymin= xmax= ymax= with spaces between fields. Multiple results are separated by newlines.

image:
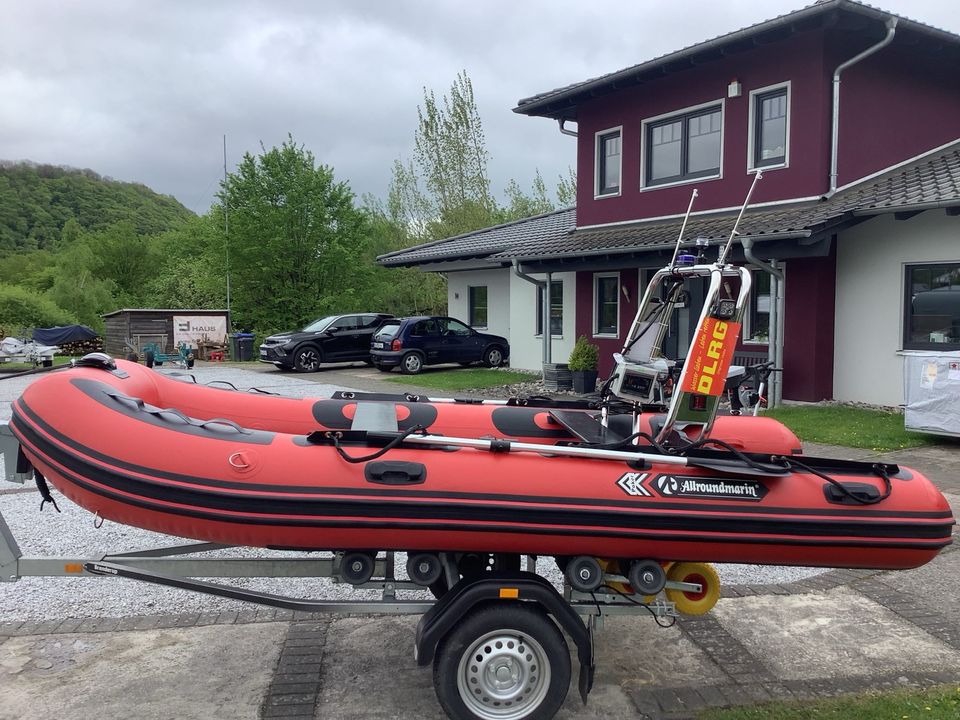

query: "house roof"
xmin=378 ymin=143 xmax=960 ymax=268
xmin=514 ymin=1 xmax=960 ymax=121
xmin=377 ymin=207 xmax=576 ymax=267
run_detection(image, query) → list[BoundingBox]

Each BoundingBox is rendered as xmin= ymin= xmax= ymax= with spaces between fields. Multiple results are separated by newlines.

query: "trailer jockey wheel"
xmin=565 ymin=555 xmax=603 ymax=593
xmin=665 ymin=562 xmax=721 ymax=615
xmin=340 ymin=551 xmax=376 ymax=585
xmin=433 ymin=602 xmax=570 ymax=720
xmin=628 ymin=560 xmax=667 ymax=596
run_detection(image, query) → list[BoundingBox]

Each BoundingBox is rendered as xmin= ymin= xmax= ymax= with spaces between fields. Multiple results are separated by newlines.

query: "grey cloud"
xmin=2 ymin=0 xmax=955 ymax=214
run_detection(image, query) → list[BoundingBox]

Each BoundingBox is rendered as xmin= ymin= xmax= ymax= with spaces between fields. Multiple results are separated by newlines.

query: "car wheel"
xmin=482 ymin=346 xmax=505 ymax=368
xmin=401 ymin=352 xmax=424 ymax=375
xmin=293 ymin=346 xmax=322 ymax=372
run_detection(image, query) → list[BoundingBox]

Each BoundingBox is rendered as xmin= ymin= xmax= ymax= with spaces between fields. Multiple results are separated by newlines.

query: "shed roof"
xmin=101 ymin=309 xmax=230 ymax=317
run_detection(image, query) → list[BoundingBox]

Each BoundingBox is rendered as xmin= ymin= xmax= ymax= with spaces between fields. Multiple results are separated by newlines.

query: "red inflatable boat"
xmin=10 ymin=357 xmax=953 ymax=575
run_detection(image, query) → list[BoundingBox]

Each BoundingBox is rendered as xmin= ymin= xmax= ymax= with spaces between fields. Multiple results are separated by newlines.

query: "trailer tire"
xmin=433 ymin=602 xmax=569 ymax=720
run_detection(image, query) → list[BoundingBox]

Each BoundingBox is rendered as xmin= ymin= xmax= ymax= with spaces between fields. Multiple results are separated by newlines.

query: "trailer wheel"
xmin=433 ymin=603 xmax=569 ymax=720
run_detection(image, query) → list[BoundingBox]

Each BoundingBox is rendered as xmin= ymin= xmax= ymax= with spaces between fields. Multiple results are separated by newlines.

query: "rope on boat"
xmin=779 ymin=457 xmax=893 ymax=506
xmin=327 ymin=425 xmax=428 ymax=464
xmin=34 ymin=469 xmax=61 ymax=513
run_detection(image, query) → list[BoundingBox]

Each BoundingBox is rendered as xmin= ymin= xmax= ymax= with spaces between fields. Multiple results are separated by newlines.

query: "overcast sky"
xmin=2 ymin=1 xmax=956 ymax=214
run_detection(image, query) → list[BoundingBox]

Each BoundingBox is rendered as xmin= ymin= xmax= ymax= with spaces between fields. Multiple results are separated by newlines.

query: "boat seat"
xmin=350 ymin=402 xmax=399 ymax=433
xmin=549 ymin=410 xmax=628 ymax=445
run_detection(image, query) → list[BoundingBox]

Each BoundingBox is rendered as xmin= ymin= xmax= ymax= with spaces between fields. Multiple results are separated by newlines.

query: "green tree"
xmin=556 ymin=166 xmax=577 ymax=207
xmin=0 ymin=283 xmax=76 ymax=336
xmin=218 ymin=136 xmax=372 ymax=332
xmin=147 ymin=214 xmax=227 ymax=309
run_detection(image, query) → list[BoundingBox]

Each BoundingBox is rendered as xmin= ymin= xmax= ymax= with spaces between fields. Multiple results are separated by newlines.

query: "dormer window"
xmin=749 ymin=83 xmax=790 ymax=170
xmin=595 ymin=128 xmax=622 ymax=197
xmin=643 ymin=102 xmax=723 ymax=187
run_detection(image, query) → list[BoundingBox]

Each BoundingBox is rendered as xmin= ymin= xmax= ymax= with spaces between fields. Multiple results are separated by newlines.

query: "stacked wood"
xmin=58 ymin=337 xmax=104 ymax=356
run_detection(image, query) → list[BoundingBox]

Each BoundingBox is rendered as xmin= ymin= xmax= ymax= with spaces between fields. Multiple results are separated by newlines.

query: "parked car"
xmin=370 ymin=316 xmax=509 ymax=374
xmin=259 ymin=313 xmax=394 ymax=372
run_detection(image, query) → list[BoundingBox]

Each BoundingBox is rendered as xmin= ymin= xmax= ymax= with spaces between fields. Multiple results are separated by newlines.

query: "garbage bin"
xmin=230 ymin=332 xmax=255 ymax=362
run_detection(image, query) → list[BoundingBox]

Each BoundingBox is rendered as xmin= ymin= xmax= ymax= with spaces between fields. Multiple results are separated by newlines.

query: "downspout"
xmin=557 ymin=119 xmax=578 ymax=137
xmin=544 ymin=274 xmax=553 ymax=364
xmin=742 ymin=238 xmax=785 ymax=408
xmin=512 ymin=260 xmax=548 ymax=365
xmin=826 ymin=17 xmax=897 ymax=197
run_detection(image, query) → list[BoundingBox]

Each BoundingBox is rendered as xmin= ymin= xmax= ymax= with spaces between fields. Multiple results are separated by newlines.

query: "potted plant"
xmin=568 ymin=335 xmax=600 ymax=394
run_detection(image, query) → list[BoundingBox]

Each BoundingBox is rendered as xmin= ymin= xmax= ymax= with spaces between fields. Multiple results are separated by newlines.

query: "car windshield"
xmin=301 ymin=316 xmax=337 ymax=332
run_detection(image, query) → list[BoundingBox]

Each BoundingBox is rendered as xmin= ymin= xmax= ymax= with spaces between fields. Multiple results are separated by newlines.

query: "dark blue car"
xmin=369 ymin=316 xmax=509 ymax=374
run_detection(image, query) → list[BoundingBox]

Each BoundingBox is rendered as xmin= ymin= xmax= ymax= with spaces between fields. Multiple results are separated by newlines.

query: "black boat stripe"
xmin=13 ymin=416 xmax=954 ymax=542
xmin=12 ymin=402 xmax=952 ymax=522
xmin=22 ymin=446 xmax=954 ymax=552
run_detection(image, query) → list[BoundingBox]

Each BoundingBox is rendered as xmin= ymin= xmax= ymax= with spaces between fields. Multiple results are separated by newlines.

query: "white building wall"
xmin=444 ymin=268 xmax=577 ymax=372
xmin=446 ymin=268 xmax=511 ymax=338
xmin=834 ymin=212 xmax=959 ymax=406
xmin=508 ymin=271 xmax=577 ymax=371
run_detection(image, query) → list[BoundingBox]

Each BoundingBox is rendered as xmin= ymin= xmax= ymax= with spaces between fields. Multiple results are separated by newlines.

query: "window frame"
xmin=535 ymin=280 xmax=564 ymax=338
xmin=594 ymin=126 xmax=623 ymax=199
xmin=593 ymin=272 xmax=620 ymax=338
xmin=641 ymin=99 xmax=724 ymax=190
xmin=747 ymin=82 xmax=791 ymax=172
xmin=903 ymin=262 xmax=960 ymax=351
xmin=744 ymin=269 xmax=772 ymax=344
xmin=467 ymin=286 xmax=488 ymax=329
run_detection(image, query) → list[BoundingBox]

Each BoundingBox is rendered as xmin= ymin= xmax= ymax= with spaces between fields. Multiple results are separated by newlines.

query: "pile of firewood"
xmin=58 ymin=337 xmax=104 ymax=356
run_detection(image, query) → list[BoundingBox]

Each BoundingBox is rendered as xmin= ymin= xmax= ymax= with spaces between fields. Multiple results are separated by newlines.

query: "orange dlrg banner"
xmin=680 ymin=318 xmax=741 ymax=397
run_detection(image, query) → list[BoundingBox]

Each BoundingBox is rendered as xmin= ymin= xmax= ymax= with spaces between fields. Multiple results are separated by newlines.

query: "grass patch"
xmin=385 ymin=368 xmax=535 ymax=392
xmin=698 ymin=685 xmax=960 ymax=719
xmin=0 ymin=355 xmax=75 ymax=372
xmin=764 ymin=405 xmax=941 ymax=452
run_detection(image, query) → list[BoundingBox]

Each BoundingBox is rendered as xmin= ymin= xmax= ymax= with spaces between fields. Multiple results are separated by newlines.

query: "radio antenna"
xmin=718 ymin=170 xmax=762 ymax=266
xmin=669 ymin=188 xmax=699 ymax=271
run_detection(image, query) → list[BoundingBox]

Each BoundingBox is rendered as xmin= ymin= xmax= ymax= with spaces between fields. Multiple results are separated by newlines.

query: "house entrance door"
xmin=641 ymin=269 xmax=706 ymax=360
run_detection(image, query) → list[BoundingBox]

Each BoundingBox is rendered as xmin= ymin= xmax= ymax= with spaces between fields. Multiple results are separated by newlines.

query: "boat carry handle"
xmin=364 ymin=461 xmax=427 ymax=485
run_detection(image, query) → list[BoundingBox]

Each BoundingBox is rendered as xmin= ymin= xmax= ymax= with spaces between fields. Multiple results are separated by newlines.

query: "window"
xmin=596 ymin=129 xmax=621 ymax=196
xmin=645 ymin=105 xmax=722 ymax=186
xmin=594 ymin=273 xmax=619 ymax=336
xmin=442 ymin=318 xmax=473 ymax=336
xmin=904 ymin=263 xmax=960 ymax=350
xmin=329 ymin=315 xmax=359 ymax=331
xmin=747 ymin=271 xmax=771 ymax=342
xmin=752 ymin=87 xmax=788 ymax=168
xmin=536 ymin=281 xmax=564 ymax=336
xmin=411 ymin=319 xmax=440 ymax=337
xmin=468 ymin=286 xmax=488 ymax=328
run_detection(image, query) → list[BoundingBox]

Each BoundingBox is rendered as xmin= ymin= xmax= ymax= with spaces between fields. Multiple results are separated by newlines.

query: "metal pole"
xmin=544 ymin=273 xmax=553 ymax=364
xmin=223 ymin=135 xmax=231 ymax=321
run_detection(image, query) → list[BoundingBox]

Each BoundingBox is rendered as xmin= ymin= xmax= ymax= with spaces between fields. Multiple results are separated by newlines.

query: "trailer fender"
xmin=414 ymin=570 xmax=595 ymax=703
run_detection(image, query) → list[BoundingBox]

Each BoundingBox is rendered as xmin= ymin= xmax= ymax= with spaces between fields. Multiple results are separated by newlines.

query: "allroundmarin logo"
xmin=654 ymin=474 xmax=767 ymax=501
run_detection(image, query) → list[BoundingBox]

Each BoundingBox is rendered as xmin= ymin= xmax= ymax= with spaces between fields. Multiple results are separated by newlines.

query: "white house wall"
xmin=446 ymin=268 xmax=511 ymax=339
xmin=508 ymin=271 xmax=577 ymax=371
xmin=445 ymin=268 xmax=576 ymax=372
xmin=834 ymin=212 xmax=959 ymax=406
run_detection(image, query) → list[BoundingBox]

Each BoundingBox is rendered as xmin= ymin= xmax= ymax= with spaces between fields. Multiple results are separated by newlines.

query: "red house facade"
xmin=380 ymin=1 xmax=960 ymax=407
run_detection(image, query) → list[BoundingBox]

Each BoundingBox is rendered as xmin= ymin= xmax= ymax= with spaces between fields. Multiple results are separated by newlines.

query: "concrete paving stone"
xmin=281 ymin=645 xmax=325 ymax=656
xmin=710 ymin=592 xmax=960 ymax=682
xmin=131 ymin=616 xmax=160 ymax=631
xmin=11 ymin=622 xmax=44 ymax=636
xmin=626 ymin=690 xmax=660 ymax=718
xmin=273 ymin=672 xmax=321 ymax=685
xmin=652 ymin=688 xmax=685 ymax=713
xmin=264 ymin=692 xmax=315 ymax=706
xmin=0 ymin=621 xmax=23 ymax=636
xmin=272 ymin=609 xmax=295 ymax=622
xmin=673 ymin=687 xmax=705 ymax=710
xmin=113 ymin=617 xmax=143 ymax=631
xmin=269 ymin=681 xmax=321 ymax=694
xmin=153 ymin=614 xmax=181 ymax=629
xmin=278 ymin=661 xmax=322 ymax=675
xmin=279 ymin=653 xmax=324 ymax=665
xmin=196 ymin=610 xmax=221 ymax=625
xmin=235 ymin=609 xmax=259 ymax=623
xmin=216 ymin=610 xmax=238 ymax=624
xmin=89 ymin=618 xmax=122 ymax=633
xmin=0 ymin=623 xmax=285 ymax=720
xmin=262 ymin=704 xmax=315 ymax=718
xmin=51 ymin=619 xmax=82 ymax=634
xmin=694 ymin=685 xmax=728 ymax=708
xmin=173 ymin=612 xmax=201 ymax=627
xmin=288 ymin=621 xmax=326 ymax=634
xmin=284 ymin=637 xmax=326 ymax=648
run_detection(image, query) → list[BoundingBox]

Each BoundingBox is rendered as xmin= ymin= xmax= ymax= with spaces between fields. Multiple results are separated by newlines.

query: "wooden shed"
xmin=102 ymin=309 xmax=230 ymax=358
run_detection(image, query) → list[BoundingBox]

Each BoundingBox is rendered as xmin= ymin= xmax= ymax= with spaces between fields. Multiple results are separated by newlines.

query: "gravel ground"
xmin=0 ymin=365 xmax=826 ymax=621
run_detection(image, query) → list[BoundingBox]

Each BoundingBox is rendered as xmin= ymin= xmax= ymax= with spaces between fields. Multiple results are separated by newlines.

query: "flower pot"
xmin=572 ymin=369 xmax=599 ymax=394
